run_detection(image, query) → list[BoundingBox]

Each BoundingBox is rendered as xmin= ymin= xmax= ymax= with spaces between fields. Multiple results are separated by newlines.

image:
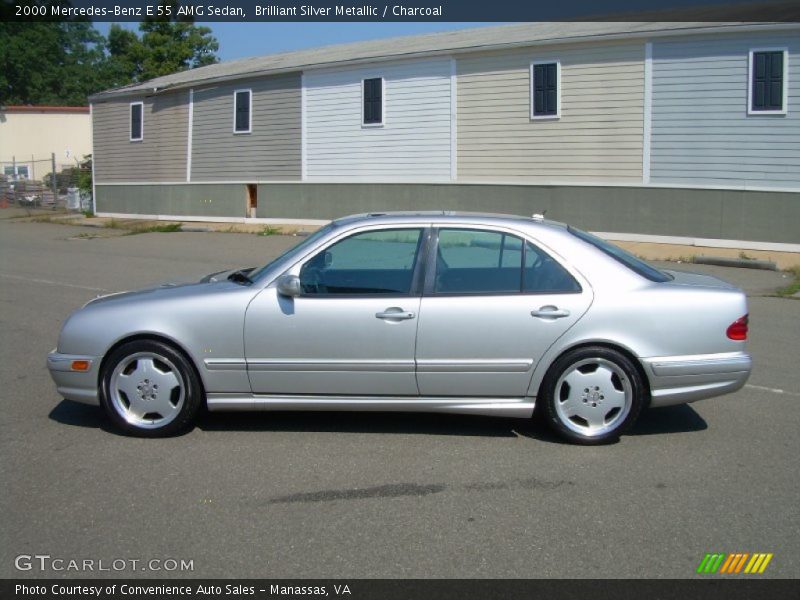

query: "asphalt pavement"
xmin=0 ymin=219 xmax=798 ymax=579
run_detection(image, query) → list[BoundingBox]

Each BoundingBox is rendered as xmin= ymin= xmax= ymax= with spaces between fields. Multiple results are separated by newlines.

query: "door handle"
xmin=376 ymin=308 xmax=416 ymax=320
xmin=531 ymin=305 xmax=571 ymax=319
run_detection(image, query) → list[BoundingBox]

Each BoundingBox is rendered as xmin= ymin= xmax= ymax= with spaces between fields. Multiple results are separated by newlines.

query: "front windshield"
xmin=249 ymin=223 xmax=336 ymax=281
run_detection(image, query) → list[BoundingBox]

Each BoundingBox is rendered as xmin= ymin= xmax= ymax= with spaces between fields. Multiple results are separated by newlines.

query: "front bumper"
xmin=47 ymin=350 xmax=100 ymax=405
xmin=642 ymin=352 xmax=752 ymax=408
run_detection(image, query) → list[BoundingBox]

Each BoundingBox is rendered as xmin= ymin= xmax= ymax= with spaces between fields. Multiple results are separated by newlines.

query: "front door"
xmin=244 ymin=227 xmax=426 ymax=396
xmin=415 ymin=227 xmax=593 ymax=398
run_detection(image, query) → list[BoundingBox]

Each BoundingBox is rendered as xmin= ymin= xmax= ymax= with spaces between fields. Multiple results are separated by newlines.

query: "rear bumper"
xmin=642 ymin=352 xmax=752 ymax=408
xmin=47 ymin=350 xmax=99 ymax=405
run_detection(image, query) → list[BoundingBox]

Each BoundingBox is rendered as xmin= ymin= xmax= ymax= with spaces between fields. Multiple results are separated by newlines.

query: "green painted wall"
xmin=96 ymin=184 xmax=246 ymax=218
xmin=96 ymin=182 xmax=799 ymax=244
xmin=258 ymin=183 xmax=800 ymax=244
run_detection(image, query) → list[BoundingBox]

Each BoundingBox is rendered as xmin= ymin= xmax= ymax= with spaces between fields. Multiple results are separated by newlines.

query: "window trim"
xmin=129 ymin=101 xmax=144 ymax=142
xmin=361 ymin=76 xmax=385 ymax=128
xmin=747 ymin=47 xmax=789 ymax=116
xmin=425 ymin=227 xmax=582 ymax=297
xmin=233 ymin=88 xmax=252 ymax=134
xmin=530 ymin=60 xmax=561 ymax=120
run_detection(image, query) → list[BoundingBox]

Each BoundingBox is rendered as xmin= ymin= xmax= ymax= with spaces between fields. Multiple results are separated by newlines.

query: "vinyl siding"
xmin=457 ymin=42 xmax=644 ymax=182
xmin=190 ymin=73 xmax=301 ymax=181
xmin=650 ymin=31 xmax=800 ymax=188
xmin=304 ymin=58 xmax=453 ymax=180
xmin=93 ymin=92 xmax=188 ymax=183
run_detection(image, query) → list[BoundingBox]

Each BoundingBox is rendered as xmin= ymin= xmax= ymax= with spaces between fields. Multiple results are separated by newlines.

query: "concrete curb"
xmin=693 ymin=256 xmax=777 ymax=271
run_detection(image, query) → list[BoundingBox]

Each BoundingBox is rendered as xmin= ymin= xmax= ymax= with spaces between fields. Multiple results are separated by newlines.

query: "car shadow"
xmin=629 ymin=404 xmax=708 ymax=435
xmin=198 ymin=410 xmax=524 ymax=438
xmin=48 ymin=399 xmax=115 ymax=433
xmin=48 ymin=399 xmax=707 ymax=440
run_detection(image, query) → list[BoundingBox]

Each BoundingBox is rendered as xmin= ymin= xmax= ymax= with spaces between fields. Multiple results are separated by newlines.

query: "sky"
xmin=95 ymin=22 xmax=496 ymax=62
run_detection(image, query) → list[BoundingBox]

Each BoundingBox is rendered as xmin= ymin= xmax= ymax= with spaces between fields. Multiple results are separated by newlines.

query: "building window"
xmin=234 ymin=89 xmax=252 ymax=133
xmin=130 ymin=102 xmax=143 ymax=141
xmin=3 ymin=164 xmax=30 ymax=180
xmin=749 ymin=49 xmax=788 ymax=115
xmin=530 ymin=61 xmax=561 ymax=119
xmin=362 ymin=77 xmax=383 ymax=126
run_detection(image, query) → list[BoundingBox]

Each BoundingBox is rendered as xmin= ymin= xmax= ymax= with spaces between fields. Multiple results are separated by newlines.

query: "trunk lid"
xmin=661 ymin=269 xmax=740 ymax=290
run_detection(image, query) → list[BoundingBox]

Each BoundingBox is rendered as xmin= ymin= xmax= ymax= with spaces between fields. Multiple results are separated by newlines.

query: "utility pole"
xmin=51 ymin=152 xmax=57 ymax=208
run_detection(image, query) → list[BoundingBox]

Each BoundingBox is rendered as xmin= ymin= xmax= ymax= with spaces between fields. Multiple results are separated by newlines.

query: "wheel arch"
xmin=535 ymin=340 xmax=652 ymax=408
xmin=98 ymin=333 xmax=207 ymax=398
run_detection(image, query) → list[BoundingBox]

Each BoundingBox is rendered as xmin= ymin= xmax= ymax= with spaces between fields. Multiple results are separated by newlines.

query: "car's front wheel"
xmin=99 ymin=339 xmax=203 ymax=437
xmin=540 ymin=346 xmax=645 ymax=445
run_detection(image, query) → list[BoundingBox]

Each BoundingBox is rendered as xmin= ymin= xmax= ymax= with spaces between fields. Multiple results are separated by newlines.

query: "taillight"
xmin=726 ymin=315 xmax=749 ymax=341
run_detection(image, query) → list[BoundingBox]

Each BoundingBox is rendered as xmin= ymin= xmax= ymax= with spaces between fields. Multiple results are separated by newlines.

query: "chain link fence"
xmin=1 ymin=154 xmax=92 ymax=211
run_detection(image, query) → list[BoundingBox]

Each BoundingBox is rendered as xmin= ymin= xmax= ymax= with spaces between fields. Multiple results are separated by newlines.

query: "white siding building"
xmin=303 ymin=57 xmax=455 ymax=181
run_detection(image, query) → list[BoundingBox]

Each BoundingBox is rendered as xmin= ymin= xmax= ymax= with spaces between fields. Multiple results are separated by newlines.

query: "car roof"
xmin=333 ymin=211 xmax=569 ymax=232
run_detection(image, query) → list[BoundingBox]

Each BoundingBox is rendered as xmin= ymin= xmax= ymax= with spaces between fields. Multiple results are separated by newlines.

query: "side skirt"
xmin=206 ymin=394 xmax=536 ymax=419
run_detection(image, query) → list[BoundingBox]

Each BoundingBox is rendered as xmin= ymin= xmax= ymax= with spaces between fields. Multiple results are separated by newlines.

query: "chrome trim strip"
xmin=646 ymin=353 xmax=752 ymax=377
xmin=246 ymin=359 xmax=415 ymax=372
xmin=206 ymin=394 xmax=535 ymax=419
xmin=204 ymin=359 xmax=248 ymax=371
xmin=416 ymin=359 xmax=533 ymax=373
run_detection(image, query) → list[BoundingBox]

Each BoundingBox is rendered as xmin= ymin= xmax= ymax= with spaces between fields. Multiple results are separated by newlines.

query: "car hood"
xmin=83 ymin=267 xmax=254 ymax=308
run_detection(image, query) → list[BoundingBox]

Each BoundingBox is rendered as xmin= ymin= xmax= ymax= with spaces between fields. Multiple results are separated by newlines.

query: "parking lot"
xmin=0 ymin=218 xmax=798 ymax=579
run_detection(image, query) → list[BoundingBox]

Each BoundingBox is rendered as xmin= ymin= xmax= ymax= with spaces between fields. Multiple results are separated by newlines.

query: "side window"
xmin=524 ymin=242 xmax=581 ymax=293
xmin=435 ymin=230 xmax=522 ymax=294
xmin=433 ymin=229 xmax=581 ymax=295
xmin=300 ymin=229 xmax=422 ymax=295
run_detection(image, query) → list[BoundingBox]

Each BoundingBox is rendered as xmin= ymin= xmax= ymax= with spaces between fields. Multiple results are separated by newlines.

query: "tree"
xmin=136 ymin=4 xmax=219 ymax=82
xmin=103 ymin=24 xmax=146 ymax=88
xmin=104 ymin=1 xmax=218 ymax=85
xmin=0 ymin=21 xmax=108 ymax=105
xmin=0 ymin=0 xmax=219 ymax=105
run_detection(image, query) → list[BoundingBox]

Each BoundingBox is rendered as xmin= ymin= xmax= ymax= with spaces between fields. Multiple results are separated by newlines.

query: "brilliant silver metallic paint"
xmin=47 ymin=212 xmax=752 ymax=421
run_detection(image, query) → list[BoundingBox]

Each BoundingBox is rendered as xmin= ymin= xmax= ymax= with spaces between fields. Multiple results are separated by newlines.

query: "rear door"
xmin=415 ymin=226 xmax=592 ymax=398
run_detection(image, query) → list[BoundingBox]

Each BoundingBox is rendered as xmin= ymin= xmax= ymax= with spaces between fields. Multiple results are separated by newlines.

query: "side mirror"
xmin=276 ymin=274 xmax=301 ymax=297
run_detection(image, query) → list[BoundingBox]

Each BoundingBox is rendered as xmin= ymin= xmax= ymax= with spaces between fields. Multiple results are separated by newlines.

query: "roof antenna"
xmin=532 ymin=210 xmax=547 ymax=220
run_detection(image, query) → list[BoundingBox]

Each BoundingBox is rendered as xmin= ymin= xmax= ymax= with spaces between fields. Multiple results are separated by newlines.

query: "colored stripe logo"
xmin=696 ymin=553 xmax=773 ymax=574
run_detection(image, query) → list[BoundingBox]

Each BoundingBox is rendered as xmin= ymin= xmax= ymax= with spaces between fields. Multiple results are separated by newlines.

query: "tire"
xmin=99 ymin=339 xmax=204 ymax=437
xmin=540 ymin=346 xmax=645 ymax=445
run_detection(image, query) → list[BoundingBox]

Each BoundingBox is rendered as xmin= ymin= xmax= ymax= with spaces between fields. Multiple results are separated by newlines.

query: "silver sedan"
xmin=47 ymin=212 xmax=752 ymax=444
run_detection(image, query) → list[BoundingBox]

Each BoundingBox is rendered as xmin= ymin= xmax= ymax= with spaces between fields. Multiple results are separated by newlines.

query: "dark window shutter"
xmin=364 ymin=78 xmax=382 ymax=124
xmin=235 ymin=91 xmax=250 ymax=131
xmin=533 ymin=63 xmax=558 ymax=116
xmin=130 ymin=104 xmax=142 ymax=140
xmin=752 ymin=51 xmax=784 ymax=111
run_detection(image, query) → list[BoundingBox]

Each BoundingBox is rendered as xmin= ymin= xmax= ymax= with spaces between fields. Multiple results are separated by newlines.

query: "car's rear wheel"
xmin=99 ymin=339 xmax=203 ymax=437
xmin=541 ymin=346 xmax=645 ymax=445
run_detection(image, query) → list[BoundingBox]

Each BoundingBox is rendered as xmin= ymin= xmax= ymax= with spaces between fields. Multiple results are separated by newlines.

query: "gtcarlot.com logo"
xmin=697 ymin=552 xmax=773 ymax=574
xmin=14 ymin=554 xmax=194 ymax=572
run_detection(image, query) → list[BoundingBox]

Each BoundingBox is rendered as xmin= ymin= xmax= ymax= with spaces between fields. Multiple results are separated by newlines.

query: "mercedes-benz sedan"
xmin=48 ymin=212 xmax=751 ymax=444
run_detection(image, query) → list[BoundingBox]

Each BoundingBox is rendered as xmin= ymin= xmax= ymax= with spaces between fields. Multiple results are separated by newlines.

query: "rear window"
xmin=567 ymin=227 xmax=672 ymax=283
